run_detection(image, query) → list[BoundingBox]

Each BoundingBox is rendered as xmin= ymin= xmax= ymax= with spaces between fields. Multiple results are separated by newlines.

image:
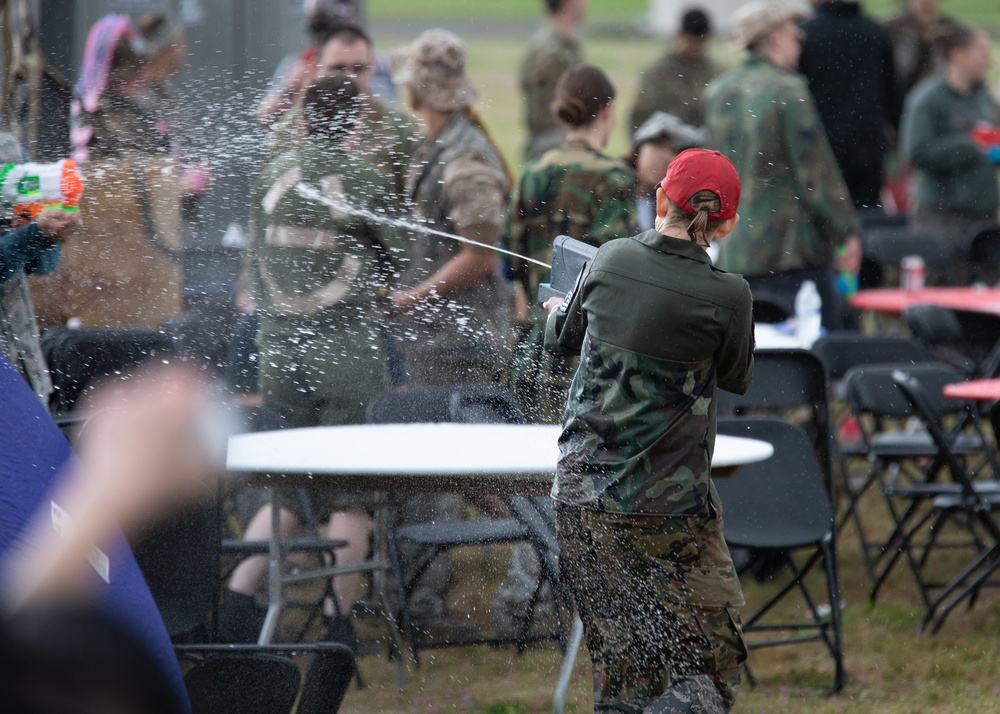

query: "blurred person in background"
xmin=627 ymin=110 xmax=707 ymax=232
xmin=220 ymin=75 xmax=401 ymax=666
xmin=629 ymin=7 xmax=720 ymax=134
xmin=901 ymin=24 xmax=998 ymax=285
xmin=256 ymin=0 xmax=362 ymax=126
xmin=504 ymin=65 xmax=635 ymax=424
xmin=885 ymin=0 xmax=959 ymax=100
xmin=390 ymin=28 xmax=513 ymax=628
xmin=520 ymin=0 xmax=587 ymax=161
xmin=798 ymin=0 xmax=900 ymax=210
xmin=32 ymin=14 xmax=186 ymax=329
xmin=705 ymin=1 xmax=860 ymax=329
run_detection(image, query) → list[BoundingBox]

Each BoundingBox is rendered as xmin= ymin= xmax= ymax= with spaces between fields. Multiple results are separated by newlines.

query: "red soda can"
xmin=901 ymin=255 xmax=925 ymax=291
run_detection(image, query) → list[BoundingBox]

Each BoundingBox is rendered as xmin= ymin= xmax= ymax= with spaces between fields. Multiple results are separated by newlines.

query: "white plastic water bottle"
xmin=795 ymin=280 xmax=822 ymax=348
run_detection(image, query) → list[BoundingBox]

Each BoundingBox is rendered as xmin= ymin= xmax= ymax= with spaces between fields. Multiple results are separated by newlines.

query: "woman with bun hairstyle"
xmin=544 ymin=149 xmax=754 ymax=712
xmin=502 ymin=64 xmax=636 ymax=423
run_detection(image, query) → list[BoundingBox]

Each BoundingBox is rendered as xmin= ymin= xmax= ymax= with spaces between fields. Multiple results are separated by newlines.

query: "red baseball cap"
xmin=660 ymin=148 xmax=741 ymax=221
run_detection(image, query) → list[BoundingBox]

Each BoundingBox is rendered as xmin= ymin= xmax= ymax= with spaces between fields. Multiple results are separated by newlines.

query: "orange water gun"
xmin=0 ymin=159 xmax=84 ymax=226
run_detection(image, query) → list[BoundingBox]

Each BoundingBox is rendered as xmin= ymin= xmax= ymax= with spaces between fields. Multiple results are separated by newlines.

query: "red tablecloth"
xmin=943 ymin=379 xmax=1000 ymax=402
xmin=851 ymin=288 xmax=1000 ymax=316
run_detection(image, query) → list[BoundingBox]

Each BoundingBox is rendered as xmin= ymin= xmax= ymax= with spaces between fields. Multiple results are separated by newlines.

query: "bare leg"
xmin=228 ymin=504 xmax=301 ymax=596
xmin=323 ymin=510 xmax=372 ymax=616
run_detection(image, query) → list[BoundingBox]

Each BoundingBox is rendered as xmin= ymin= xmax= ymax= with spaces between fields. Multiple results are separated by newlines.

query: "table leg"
xmin=553 ymin=615 xmax=584 ymax=714
xmin=258 ymin=485 xmax=284 ymax=645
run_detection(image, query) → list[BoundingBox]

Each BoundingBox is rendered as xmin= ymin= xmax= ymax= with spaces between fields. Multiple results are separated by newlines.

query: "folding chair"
xmin=843 ymin=363 xmax=996 ymax=608
xmin=903 ymin=305 xmax=977 ymax=375
xmin=716 ymin=418 xmax=845 ymax=693
xmin=183 ymin=652 xmax=302 ymax=714
xmin=811 ymin=333 xmax=935 ymax=552
xmin=370 ymin=384 xmax=564 ymax=663
xmin=969 ymin=222 xmax=1000 ymax=284
xmin=717 ymin=349 xmax=833 ymax=580
xmin=890 ymin=371 xmax=1000 ymax=633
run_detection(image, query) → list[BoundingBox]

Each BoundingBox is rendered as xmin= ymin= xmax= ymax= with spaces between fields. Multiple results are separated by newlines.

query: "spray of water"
xmin=294 ymin=182 xmax=552 ymax=269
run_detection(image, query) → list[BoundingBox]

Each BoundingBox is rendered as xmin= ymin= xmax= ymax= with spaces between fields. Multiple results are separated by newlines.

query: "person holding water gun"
xmin=0 ymin=133 xmax=82 ymax=402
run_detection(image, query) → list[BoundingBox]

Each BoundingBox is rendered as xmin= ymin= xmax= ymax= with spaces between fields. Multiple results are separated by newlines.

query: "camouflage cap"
xmin=391 ymin=29 xmax=478 ymax=111
xmin=730 ymin=1 xmax=797 ymax=51
xmin=633 ymin=111 xmax=707 ymax=150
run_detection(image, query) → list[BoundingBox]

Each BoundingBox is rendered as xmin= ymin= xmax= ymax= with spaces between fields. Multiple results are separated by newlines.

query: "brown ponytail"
xmin=666 ymin=190 xmax=724 ymax=248
xmin=464 ymin=106 xmax=514 ymax=186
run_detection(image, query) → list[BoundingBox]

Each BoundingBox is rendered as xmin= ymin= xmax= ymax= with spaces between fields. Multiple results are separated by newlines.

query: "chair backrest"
xmin=40 ymin=327 xmax=175 ymax=414
xmin=902 ymin=305 xmax=977 ymax=374
xmin=863 ymin=226 xmax=949 ymax=268
xmin=750 ymin=290 xmax=793 ymax=324
xmin=843 ymin=362 xmax=969 ymax=420
xmin=366 ymin=383 xmax=525 ymax=426
xmin=719 ymin=349 xmax=828 ymax=411
xmin=715 ymin=418 xmax=833 ymax=548
xmin=184 ymin=653 xmax=301 ymax=714
xmin=131 ymin=497 xmax=220 ymax=640
xmin=969 ymin=223 xmax=1000 ymax=266
xmin=718 ymin=349 xmax=834 ymax=494
xmin=812 ymin=332 xmax=934 ymax=381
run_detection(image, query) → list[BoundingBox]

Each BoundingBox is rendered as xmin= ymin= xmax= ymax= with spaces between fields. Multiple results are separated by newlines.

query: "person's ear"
xmin=714 ymin=213 xmax=740 ymax=238
xmin=655 ymin=185 xmax=670 ymax=218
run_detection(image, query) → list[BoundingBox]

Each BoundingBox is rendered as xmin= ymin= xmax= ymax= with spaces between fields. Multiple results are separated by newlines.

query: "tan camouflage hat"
xmin=730 ymin=1 xmax=797 ymax=51
xmin=391 ymin=29 xmax=478 ymax=111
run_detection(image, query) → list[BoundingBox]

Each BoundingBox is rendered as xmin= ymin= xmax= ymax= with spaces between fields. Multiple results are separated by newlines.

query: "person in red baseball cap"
xmin=543 ymin=147 xmax=754 ymax=711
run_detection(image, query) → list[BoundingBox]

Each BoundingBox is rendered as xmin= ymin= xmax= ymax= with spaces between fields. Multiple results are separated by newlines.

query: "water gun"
xmin=0 ymin=159 xmax=85 ymax=226
xmin=971 ymin=123 xmax=1000 ymax=164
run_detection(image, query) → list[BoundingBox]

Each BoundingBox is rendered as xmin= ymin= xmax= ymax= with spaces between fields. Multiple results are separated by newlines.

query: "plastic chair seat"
xmin=867 ymin=431 xmax=983 ymax=458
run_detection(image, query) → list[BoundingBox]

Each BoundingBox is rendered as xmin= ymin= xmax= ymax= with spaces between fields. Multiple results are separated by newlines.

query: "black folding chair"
xmin=890 ymin=371 xmax=1000 ymax=633
xmin=750 ymin=289 xmax=793 ymax=324
xmin=716 ymin=418 xmax=845 ymax=693
xmin=844 ymin=363 xmax=997 ymax=608
xmin=903 ymin=304 xmax=978 ymax=375
xmin=183 ymin=652 xmax=302 ymax=714
xmin=811 ymin=333 xmax=935 ymax=553
xmin=369 ymin=384 xmax=564 ymax=663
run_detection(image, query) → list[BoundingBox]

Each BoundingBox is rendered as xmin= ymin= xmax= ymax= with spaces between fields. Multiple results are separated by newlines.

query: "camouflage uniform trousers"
xmin=556 ymin=505 xmax=747 ymax=713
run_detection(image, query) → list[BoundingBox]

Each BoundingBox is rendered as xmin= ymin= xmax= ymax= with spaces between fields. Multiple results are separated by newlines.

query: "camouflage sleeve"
xmin=242 ymin=171 xmax=269 ymax=305
xmin=588 ymin=167 xmax=638 ymax=245
xmin=902 ymin=91 xmax=982 ymax=175
xmin=443 ymin=151 xmax=509 ymax=243
xmin=715 ymin=281 xmax=754 ymax=395
xmin=780 ymin=83 xmax=859 ymax=242
xmin=544 ymin=259 xmax=592 ymax=356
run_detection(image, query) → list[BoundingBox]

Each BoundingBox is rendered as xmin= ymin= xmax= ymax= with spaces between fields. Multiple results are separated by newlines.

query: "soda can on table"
xmin=901 ymin=255 xmax=925 ymax=291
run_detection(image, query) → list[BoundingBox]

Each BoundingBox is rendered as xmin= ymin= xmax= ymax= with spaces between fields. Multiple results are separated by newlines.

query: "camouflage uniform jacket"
xmin=502 ymin=139 xmax=637 ymax=302
xmin=399 ymin=111 xmax=512 ymax=382
xmin=246 ymin=138 xmax=399 ymax=342
xmin=545 ymin=231 xmax=752 ymax=607
xmin=628 ymin=52 xmax=721 ymax=134
xmin=546 ymin=230 xmax=754 ymax=516
xmin=704 ymin=55 xmax=859 ymax=276
xmin=520 ymin=27 xmax=583 ymax=161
